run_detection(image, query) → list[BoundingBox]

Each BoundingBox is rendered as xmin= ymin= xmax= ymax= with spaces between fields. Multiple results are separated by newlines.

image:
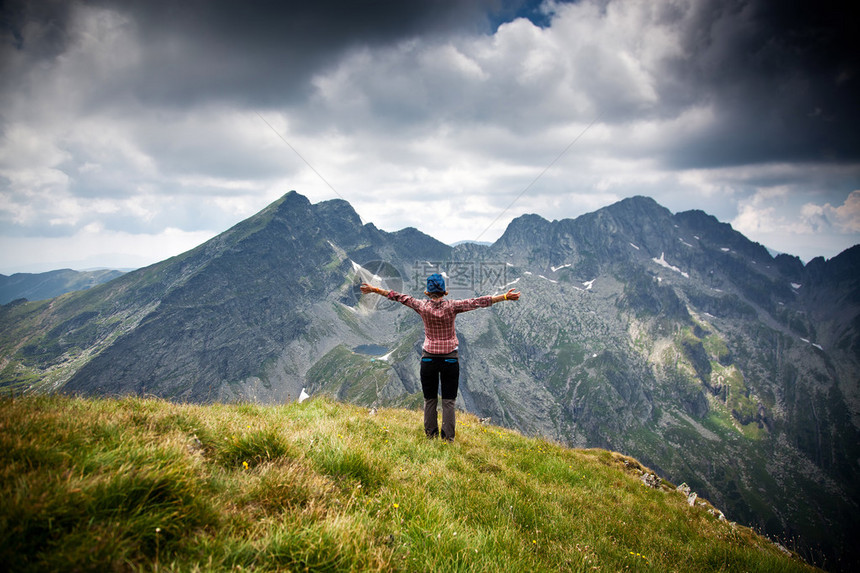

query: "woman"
xmin=360 ymin=273 xmax=520 ymax=441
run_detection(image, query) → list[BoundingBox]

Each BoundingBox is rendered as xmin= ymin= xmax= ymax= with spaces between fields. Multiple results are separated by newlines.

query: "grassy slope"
xmin=0 ymin=395 xmax=817 ymax=572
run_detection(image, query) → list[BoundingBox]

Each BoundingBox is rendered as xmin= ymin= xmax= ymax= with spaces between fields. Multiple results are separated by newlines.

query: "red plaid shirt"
xmin=387 ymin=291 xmax=494 ymax=354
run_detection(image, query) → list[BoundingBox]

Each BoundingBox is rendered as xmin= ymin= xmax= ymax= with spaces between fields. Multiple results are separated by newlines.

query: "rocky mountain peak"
xmin=313 ymin=198 xmax=363 ymax=228
xmin=552 ymin=195 xmax=676 ymax=262
xmin=806 ymin=244 xmax=860 ymax=285
xmin=495 ymin=213 xmax=551 ymax=247
xmin=603 ymin=195 xmax=669 ymax=220
xmin=673 ymin=209 xmax=772 ymax=263
xmin=773 ymin=253 xmax=805 ymax=281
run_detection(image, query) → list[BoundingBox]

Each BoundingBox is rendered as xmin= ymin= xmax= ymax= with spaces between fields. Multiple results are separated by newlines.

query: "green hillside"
xmin=0 ymin=395 xmax=816 ymax=572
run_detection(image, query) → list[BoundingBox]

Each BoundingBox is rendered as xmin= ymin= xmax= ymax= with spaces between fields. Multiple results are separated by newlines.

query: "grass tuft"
xmin=214 ymin=429 xmax=292 ymax=469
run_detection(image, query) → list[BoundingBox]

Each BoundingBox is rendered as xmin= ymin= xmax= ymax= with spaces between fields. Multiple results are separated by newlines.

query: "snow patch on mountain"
xmin=652 ymin=253 xmax=689 ymax=278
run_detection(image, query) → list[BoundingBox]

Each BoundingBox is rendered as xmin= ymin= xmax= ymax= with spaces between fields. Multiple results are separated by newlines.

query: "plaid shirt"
xmin=387 ymin=291 xmax=494 ymax=354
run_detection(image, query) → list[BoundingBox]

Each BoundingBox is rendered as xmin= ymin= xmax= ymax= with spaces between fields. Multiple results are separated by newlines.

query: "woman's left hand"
xmin=504 ymin=288 xmax=521 ymax=301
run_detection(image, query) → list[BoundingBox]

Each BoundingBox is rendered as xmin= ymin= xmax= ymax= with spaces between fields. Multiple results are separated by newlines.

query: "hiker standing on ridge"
xmin=360 ymin=273 xmax=520 ymax=441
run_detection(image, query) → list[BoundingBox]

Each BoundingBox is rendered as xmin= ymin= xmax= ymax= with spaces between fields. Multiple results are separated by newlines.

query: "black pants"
xmin=420 ymin=356 xmax=459 ymax=440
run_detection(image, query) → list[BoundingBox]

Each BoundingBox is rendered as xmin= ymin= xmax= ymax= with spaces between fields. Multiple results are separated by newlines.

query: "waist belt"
xmin=421 ymin=350 xmax=458 ymax=359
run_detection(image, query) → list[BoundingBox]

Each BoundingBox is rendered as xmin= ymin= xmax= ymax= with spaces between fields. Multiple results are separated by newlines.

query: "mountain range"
xmin=0 ymin=268 xmax=125 ymax=304
xmin=1 ymin=191 xmax=857 ymax=570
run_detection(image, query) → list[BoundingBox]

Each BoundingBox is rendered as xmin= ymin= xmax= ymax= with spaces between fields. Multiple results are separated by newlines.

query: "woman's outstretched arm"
xmin=360 ymin=283 xmax=390 ymax=297
xmin=490 ymin=289 xmax=520 ymax=304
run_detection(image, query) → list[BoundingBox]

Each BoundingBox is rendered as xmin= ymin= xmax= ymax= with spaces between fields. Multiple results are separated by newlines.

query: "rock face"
xmin=1 ymin=191 xmax=858 ymax=569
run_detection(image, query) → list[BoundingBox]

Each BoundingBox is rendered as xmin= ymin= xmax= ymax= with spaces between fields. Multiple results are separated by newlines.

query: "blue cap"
xmin=426 ymin=273 xmax=446 ymax=294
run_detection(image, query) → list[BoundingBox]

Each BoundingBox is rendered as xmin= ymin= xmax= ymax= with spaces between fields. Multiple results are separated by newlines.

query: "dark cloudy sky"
xmin=1 ymin=0 xmax=857 ymax=272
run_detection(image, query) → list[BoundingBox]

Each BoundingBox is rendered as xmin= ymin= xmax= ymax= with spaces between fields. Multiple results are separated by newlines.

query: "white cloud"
xmin=834 ymin=191 xmax=860 ymax=232
xmin=732 ymin=188 xmax=860 ymax=260
xmin=0 ymin=226 xmax=217 ymax=274
xmin=1 ymin=0 xmax=857 ymax=271
xmin=801 ymin=190 xmax=860 ymax=233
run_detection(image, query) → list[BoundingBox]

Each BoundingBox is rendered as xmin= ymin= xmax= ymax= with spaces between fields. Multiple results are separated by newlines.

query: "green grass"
xmin=0 ymin=395 xmax=818 ymax=572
